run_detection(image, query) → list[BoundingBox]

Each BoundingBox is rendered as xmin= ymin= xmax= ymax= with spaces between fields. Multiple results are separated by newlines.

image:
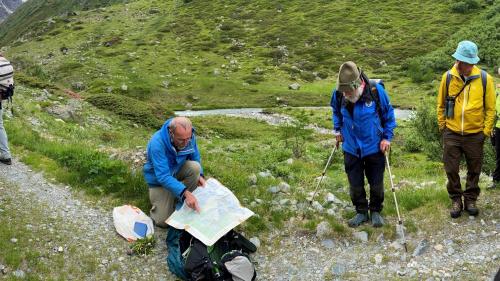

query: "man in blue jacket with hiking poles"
xmin=331 ymin=61 xmax=396 ymax=228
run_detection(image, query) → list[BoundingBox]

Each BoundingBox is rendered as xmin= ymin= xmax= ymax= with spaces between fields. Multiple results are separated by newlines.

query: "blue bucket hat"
xmin=452 ymin=40 xmax=480 ymax=64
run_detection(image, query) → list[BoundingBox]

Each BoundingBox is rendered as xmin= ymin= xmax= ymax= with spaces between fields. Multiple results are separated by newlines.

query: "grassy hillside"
xmin=0 ymin=0 xmax=129 ymax=43
xmin=1 ymin=0 xmax=497 ymax=115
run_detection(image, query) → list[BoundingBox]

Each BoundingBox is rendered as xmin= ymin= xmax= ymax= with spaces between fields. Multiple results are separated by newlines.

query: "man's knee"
xmin=185 ymin=161 xmax=201 ymax=177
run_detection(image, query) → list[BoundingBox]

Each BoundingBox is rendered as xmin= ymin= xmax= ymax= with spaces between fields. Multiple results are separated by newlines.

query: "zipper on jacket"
xmin=461 ymin=84 xmax=471 ymax=135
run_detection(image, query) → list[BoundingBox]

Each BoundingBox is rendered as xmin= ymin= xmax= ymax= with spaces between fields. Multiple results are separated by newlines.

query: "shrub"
xmin=451 ymin=0 xmax=480 ymax=13
xmin=86 ymin=93 xmax=172 ymax=128
xmin=243 ymin=74 xmax=265 ymax=85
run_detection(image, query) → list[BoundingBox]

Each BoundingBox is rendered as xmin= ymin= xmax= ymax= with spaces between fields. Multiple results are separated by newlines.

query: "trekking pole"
xmin=309 ymin=142 xmax=337 ymax=205
xmin=384 ymin=151 xmax=408 ymax=253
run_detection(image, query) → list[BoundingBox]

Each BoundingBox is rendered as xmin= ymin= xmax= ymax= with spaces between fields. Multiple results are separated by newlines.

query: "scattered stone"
xmin=353 ymin=231 xmax=368 ymax=243
xmin=10 ymin=238 xmax=17 ymax=243
xmin=268 ymin=186 xmax=279 ymax=194
xmin=316 ymin=221 xmax=331 ymax=239
xmin=71 ymin=82 xmax=86 ymax=91
xmin=258 ymin=170 xmax=272 ymax=178
xmin=249 ymin=237 xmax=260 ymax=248
xmin=413 ymin=239 xmax=429 ymax=257
xmin=331 ymin=263 xmax=346 ymax=276
xmin=312 ymin=201 xmax=323 ymax=212
xmin=434 ymin=244 xmax=443 ymax=251
xmin=288 ymin=83 xmax=300 ymax=90
xmin=379 ymin=60 xmax=387 ymax=67
xmin=121 ymin=84 xmax=128 ymax=91
xmin=118 ymin=257 xmax=125 ymax=262
xmin=325 ymin=193 xmax=343 ymax=205
xmin=58 ymin=246 xmax=64 ymax=253
xmin=13 ymin=270 xmax=25 ymax=279
xmin=374 ymin=253 xmax=383 ymax=265
xmin=101 ymin=259 xmax=109 ymax=265
xmin=278 ymin=182 xmax=290 ymax=193
xmin=286 ymin=158 xmax=293 ymax=165
xmin=213 ymin=68 xmax=220 ymax=76
xmin=321 ymin=239 xmax=335 ymax=249
xmin=162 ymin=81 xmax=169 ymax=89
xmin=248 ymin=174 xmax=257 ymax=185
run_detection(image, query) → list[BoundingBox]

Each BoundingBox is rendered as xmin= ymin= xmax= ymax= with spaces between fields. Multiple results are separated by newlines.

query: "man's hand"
xmin=380 ymin=139 xmax=391 ymax=153
xmin=335 ymin=134 xmax=343 ymax=148
xmin=183 ymin=190 xmax=200 ymax=213
xmin=198 ymin=176 xmax=206 ymax=187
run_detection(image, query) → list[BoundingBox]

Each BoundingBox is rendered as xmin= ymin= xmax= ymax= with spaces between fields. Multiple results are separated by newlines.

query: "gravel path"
xmin=0 ymin=160 xmax=174 ymax=280
xmin=1 ymin=159 xmax=499 ymax=280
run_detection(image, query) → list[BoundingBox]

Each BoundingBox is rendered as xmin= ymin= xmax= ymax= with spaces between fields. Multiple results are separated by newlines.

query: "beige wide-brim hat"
xmin=337 ymin=61 xmax=361 ymax=93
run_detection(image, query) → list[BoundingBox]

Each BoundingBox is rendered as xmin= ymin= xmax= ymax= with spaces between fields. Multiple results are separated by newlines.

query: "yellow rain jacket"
xmin=437 ymin=65 xmax=496 ymax=136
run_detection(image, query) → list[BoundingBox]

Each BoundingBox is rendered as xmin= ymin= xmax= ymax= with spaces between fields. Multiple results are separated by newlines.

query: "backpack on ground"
xmin=0 ymin=56 xmax=14 ymax=109
xmin=177 ymin=229 xmax=257 ymax=281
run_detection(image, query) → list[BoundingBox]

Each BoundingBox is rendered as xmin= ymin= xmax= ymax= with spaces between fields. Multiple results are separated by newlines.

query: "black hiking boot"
xmin=450 ymin=199 xmax=463 ymax=219
xmin=0 ymin=158 xmax=11 ymax=165
xmin=348 ymin=212 xmax=369 ymax=227
xmin=370 ymin=211 xmax=384 ymax=227
xmin=464 ymin=201 xmax=479 ymax=216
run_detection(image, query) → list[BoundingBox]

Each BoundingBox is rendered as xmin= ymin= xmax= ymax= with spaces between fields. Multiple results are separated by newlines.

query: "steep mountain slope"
xmin=0 ymin=0 xmax=497 ymax=113
xmin=0 ymin=0 xmax=24 ymax=22
xmin=0 ymin=0 xmax=129 ymax=42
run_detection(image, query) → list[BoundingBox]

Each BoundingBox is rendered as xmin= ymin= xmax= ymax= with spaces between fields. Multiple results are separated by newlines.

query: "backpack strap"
xmin=361 ymin=71 xmax=385 ymax=128
xmin=445 ymin=70 xmax=452 ymax=96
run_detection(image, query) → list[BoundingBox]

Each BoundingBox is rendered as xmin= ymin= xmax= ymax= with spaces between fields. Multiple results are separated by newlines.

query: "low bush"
xmin=86 ymin=93 xmax=172 ymax=128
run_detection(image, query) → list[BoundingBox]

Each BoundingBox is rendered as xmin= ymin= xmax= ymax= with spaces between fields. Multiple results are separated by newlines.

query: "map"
xmin=166 ymin=178 xmax=254 ymax=246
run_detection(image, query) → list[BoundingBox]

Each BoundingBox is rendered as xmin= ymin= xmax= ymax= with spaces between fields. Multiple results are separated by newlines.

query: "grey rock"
xmin=288 ymin=83 xmax=300 ymax=90
xmin=316 ymin=221 xmax=331 ymax=239
xmin=13 ymin=270 xmax=25 ymax=278
xmin=258 ymin=170 xmax=272 ymax=178
xmin=71 ymin=82 xmax=86 ymax=91
xmin=413 ymin=239 xmax=429 ymax=257
xmin=353 ymin=231 xmax=368 ymax=243
xmin=278 ymin=182 xmax=290 ymax=193
xmin=331 ymin=263 xmax=346 ymax=276
xmin=268 ymin=186 xmax=279 ymax=194
xmin=248 ymin=174 xmax=257 ymax=185
xmin=312 ymin=201 xmax=323 ymax=212
xmin=249 ymin=237 xmax=260 ymax=248
xmin=325 ymin=192 xmax=343 ymax=205
xmin=321 ymin=239 xmax=335 ymax=249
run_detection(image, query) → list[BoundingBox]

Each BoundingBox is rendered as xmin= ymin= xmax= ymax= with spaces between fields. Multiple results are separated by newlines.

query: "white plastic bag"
xmin=113 ymin=205 xmax=154 ymax=241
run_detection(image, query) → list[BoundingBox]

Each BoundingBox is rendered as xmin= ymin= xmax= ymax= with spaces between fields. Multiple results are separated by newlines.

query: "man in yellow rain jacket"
xmin=437 ymin=40 xmax=495 ymax=219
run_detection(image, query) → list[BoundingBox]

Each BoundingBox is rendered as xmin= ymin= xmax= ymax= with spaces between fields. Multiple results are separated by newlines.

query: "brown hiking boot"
xmin=464 ymin=201 xmax=479 ymax=216
xmin=450 ymin=199 xmax=462 ymax=218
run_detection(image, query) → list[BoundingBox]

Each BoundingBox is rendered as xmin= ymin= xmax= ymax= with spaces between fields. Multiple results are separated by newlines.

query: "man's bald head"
xmin=169 ymin=117 xmax=193 ymax=150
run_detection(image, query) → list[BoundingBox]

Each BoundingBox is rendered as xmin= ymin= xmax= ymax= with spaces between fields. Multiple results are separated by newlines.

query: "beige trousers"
xmin=149 ymin=160 xmax=201 ymax=227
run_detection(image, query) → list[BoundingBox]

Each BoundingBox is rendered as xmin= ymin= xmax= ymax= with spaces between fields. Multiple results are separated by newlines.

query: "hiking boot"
xmin=450 ymin=199 xmax=462 ymax=219
xmin=348 ymin=212 xmax=369 ymax=227
xmin=464 ymin=201 xmax=479 ymax=216
xmin=0 ymin=158 xmax=11 ymax=165
xmin=370 ymin=212 xmax=384 ymax=227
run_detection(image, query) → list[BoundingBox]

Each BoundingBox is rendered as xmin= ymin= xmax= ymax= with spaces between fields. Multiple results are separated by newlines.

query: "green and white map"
xmin=166 ymin=178 xmax=254 ymax=246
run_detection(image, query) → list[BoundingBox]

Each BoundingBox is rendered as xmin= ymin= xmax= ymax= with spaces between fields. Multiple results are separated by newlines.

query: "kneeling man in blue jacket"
xmin=143 ymin=116 xmax=206 ymax=228
xmin=330 ymin=61 xmax=396 ymax=228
